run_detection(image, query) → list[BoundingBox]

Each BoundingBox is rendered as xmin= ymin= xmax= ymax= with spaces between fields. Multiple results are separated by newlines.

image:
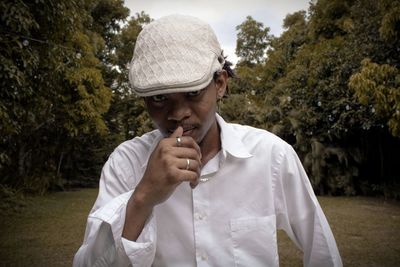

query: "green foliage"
xmin=379 ymin=0 xmax=400 ymax=43
xmin=0 ymin=0 xmax=130 ymax=194
xmin=105 ymin=12 xmax=153 ymax=141
xmin=230 ymin=64 xmax=265 ymax=94
xmin=220 ymin=93 xmax=263 ymax=127
xmin=349 ymin=59 xmax=400 ymax=137
xmin=0 ymin=185 xmax=26 ymax=214
xmin=89 ymin=0 xmax=129 ymax=45
xmin=228 ymin=0 xmax=400 ymax=196
xmin=307 ymin=0 xmax=354 ymax=39
xmin=235 ymin=16 xmax=271 ymax=66
xmin=303 ymin=139 xmax=358 ymax=195
xmin=2 ymin=0 xmax=399 ymax=199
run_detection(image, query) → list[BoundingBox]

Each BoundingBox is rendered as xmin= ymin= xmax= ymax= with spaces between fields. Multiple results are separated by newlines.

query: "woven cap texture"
xmin=129 ymin=14 xmax=224 ymax=96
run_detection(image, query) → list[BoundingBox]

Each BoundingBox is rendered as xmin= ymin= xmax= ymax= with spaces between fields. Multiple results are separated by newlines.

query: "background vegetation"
xmin=1 ymin=0 xmax=399 ymax=203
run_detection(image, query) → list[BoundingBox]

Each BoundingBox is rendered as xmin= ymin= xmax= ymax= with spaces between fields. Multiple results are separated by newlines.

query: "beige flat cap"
xmin=129 ymin=14 xmax=225 ymax=97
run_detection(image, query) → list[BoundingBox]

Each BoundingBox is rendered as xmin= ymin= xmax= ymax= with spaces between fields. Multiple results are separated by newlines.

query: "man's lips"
xmin=168 ymin=125 xmax=197 ymax=135
xmin=182 ymin=127 xmax=196 ymax=136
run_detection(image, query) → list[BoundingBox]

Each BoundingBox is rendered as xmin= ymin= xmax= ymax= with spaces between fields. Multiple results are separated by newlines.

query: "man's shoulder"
xmin=226 ymin=122 xmax=292 ymax=154
xmin=228 ymin=122 xmax=287 ymax=144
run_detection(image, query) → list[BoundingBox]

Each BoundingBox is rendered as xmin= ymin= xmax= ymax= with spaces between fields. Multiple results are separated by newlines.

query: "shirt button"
xmin=201 ymin=254 xmax=208 ymax=261
xmin=196 ymin=252 xmax=208 ymax=261
xmin=194 ymin=213 xmax=206 ymax=220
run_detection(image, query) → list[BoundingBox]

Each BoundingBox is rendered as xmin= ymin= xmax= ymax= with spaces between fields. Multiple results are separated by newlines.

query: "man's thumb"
xmin=170 ymin=126 xmax=183 ymax=138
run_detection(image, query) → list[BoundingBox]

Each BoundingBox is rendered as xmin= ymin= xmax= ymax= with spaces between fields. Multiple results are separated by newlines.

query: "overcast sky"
xmin=124 ymin=0 xmax=311 ymax=64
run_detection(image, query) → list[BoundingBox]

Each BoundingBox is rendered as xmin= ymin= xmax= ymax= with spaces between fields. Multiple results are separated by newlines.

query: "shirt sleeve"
xmin=73 ymin=146 xmax=157 ymax=267
xmin=272 ymin=144 xmax=343 ymax=267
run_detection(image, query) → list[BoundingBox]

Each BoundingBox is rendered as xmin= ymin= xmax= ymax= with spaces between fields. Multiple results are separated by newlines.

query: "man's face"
xmin=144 ymin=73 xmax=227 ymax=144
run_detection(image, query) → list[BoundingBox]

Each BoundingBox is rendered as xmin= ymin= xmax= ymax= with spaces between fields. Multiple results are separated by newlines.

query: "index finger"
xmin=172 ymin=136 xmax=202 ymax=159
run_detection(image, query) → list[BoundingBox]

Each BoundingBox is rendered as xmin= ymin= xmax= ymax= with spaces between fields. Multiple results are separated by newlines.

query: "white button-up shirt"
xmin=74 ymin=114 xmax=342 ymax=267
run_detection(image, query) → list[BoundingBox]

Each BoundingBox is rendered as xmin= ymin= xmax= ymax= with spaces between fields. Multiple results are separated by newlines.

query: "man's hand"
xmin=133 ymin=126 xmax=202 ymax=208
xmin=123 ymin=127 xmax=202 ymax=241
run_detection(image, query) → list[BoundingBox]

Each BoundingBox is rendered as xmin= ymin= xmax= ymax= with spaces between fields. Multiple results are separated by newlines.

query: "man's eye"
xmin=151 ymin=94 xmax=167 ymax=102
xmin=187 ymin=90 xmax=202 ymax=97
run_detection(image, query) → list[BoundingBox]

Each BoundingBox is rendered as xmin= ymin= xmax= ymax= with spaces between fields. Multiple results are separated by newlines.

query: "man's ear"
xmin=216 ymin=70 xmax=228 ymax=99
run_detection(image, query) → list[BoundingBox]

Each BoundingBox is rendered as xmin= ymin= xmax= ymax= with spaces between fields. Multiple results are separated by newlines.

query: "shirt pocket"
xmin=230 ymin=215 xmax=279 ymax=267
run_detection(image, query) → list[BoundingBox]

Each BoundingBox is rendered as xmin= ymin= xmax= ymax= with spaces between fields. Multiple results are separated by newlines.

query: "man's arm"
xmin=122 ymin=126 xmax=202 ymax=241
xmin=74 ymin=127 xmax=202 ymax=266
xmin=273 ymin=144 xmax=343 ymax=267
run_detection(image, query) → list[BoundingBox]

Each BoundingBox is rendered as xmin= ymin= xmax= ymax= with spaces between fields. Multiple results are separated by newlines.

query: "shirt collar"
xmin=216 ymin=113 xmax=253 ymax=159
xmin=141 ymin=114 xmax=252 ymax=171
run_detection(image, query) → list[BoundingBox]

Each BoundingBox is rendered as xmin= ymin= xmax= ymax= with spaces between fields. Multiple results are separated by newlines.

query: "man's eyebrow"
xmin=187 ymin=87 xmax=206 ymax=93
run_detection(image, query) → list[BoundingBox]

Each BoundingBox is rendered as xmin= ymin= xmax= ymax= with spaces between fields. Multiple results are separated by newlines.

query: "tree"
xmin=0 ymin=0 xmax=128 ymax=193
xmin=235 ymin=16 xmax=271 ymax=66
xmin=227 ymin=16 xmax=273 ymax=128
xmin=260 ymin=2 xmax=365 ymax=194
xmin=349 ymin=59 xmax=400 ymax=137
xmin=246 ymin=0 xmax=400 ymax=196
xmin=105 ymin=12 xmax=153 ymax=142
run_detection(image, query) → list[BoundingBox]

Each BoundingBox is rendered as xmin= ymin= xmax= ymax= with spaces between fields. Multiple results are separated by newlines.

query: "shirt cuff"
xmin=90 ymin=190 xmax=157 ymax=266
xmin=121 ymin=213 xmax=157 ymax=266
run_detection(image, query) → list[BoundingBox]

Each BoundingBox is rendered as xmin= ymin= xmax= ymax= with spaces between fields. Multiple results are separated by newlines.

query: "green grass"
xmin=0 ymin=189 xmax=98 ymax=267
xmin=278 ymin=197 xmax=400 ymax=266
xmin=1 ymin=190 xmax=399 ymax=266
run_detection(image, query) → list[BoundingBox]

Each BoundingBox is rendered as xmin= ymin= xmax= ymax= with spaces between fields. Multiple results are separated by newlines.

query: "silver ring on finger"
xmin=176 ymin=137 xmax=182 ymax=147
xmin=185 ymin=158 xmax=190 ymax=170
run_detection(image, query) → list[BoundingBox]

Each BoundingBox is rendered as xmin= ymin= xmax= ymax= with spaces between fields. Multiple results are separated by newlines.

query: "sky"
xmin=124 ymin=0 xmax=311 ymax=64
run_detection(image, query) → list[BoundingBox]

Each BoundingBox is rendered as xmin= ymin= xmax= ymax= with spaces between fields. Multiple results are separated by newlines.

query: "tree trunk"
xmin=378 ymin=131 xmax=385 ymax=184
xmin=57 ymin=151 xmax=64 ymax=177
xmin=18 ymin=142 xmax=26 ymax=177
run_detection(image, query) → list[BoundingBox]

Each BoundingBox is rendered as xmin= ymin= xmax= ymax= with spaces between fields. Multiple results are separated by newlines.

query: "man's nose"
xmin=167 ymin=97 xmax=192 ymax=121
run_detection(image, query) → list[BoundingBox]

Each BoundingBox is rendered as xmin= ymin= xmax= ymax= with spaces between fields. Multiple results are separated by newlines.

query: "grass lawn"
xmin=0 ymin=189 xmax=399 ymax=266
xmin=0 ymin=189 xmax=97 ymax=267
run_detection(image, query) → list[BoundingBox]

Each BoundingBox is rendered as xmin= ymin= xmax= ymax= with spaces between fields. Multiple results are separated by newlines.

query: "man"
xmin=74 ymin=14 xmax=342 ymax=267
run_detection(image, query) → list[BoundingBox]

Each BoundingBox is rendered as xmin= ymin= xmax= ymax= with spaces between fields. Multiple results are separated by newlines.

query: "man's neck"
xmin=199 ymin=120 xmax=221 ymax=166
